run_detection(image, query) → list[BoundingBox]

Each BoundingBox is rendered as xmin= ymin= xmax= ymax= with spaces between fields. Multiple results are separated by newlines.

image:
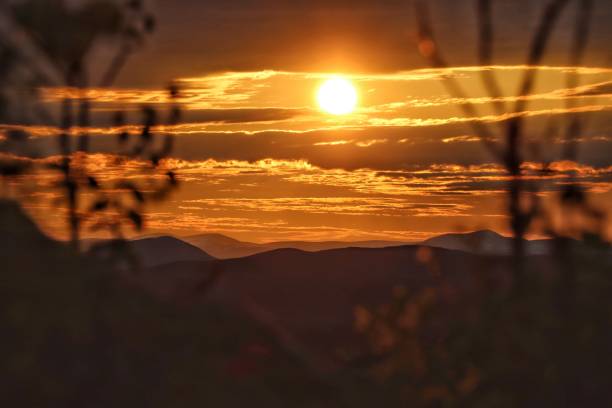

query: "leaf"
xmin=142 ymin=106 xmax=157 ymax=127
xmin=169 ymin=106 xmax=181 ymax=124
xmin=113 ymin=111 xmax=125 ymax=126
xmin=6 ymin=129 xmax=29 ymax=142
xmin=90 ymin=200 xmax=108 ymax=212
xmin=143 ymin=15 xmax=156 ymax=33
xmin=168 ymin=83 xmax=180 ymax=99
xmin=118 ymin=181 xmax=145 ymax=203
xmin=141 ymin=125 xmax=152 ymax=141
xmin=87 ymin=176 xmax=99 ymax=189
xmin=127 ymin=210 xmax=143 ymax=231
xmin=561 ymin=184 xmax=584 ymax=204
xmin=127 ymin=0 xmax=143 ymax=11
xmin=77 ymin=134 xmax=90 ymax=152
xmin=0 ymin=163 xmax=26 ymax=176
xmin=167 ymin=171 xmax=177 ymax=186
xmin=131 ymin=188 xmax=145 ymax=204
xmin=118 ymin=131 xmax=129 ymax=144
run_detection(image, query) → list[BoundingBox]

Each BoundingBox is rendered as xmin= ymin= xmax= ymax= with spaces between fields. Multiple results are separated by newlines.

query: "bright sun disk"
xmin=317 ymin=77 xmax=358 ymax=115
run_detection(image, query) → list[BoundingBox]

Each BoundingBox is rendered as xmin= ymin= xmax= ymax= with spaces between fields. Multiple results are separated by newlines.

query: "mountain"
xmin=129 ymin=236 xmax=215 ymax=267
xmin=182 ymin=233 xmax=264 ymax=259
xmin=183 ymin=230 xmax=559 ymax=259
xmin=145 ymin=245 xmax=535 ymax=369
xmin=4 ymin=199 xmax=610 ymax=405
xmin=0 ymin=199 xmax=55 ymax=250
xmin=183 ymin=232 xmax=408 ymax=259
xmin=0 ymin=199 xmax=67 ymax=266
xmin=89 ymin=235 xmax=215 ymax=269
xmin=422 ymin=229 xmax=551 ymax=255
xmin=85 ymin=229 xmax=560 ymax=268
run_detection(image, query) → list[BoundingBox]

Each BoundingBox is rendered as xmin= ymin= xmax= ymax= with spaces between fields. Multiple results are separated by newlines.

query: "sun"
xmin=317 ymin=77 xmax=358 ymax=115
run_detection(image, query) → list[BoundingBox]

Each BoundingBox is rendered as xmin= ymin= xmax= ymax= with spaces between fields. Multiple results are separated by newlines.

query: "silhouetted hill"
xmin=87 ymin=230 xmax=558 ymax=263
xmin=183 ymin=233 xmax=264 ymax=259
xmin=89 ymin=235 xmax=215 ymax=268
xmin=423 ymin=229 xmax=551 ymax=255
xmin=0 ymin=199 xmax=72 ymax=269
xmin=183 ymin=233 xmax=408 ymax=259
xmin=0 ymin=199 xmax=55 ymax=248
xmin=146 ymin=245 xmax=544 ymax=369
xmin=3 ymin=199 xmax=611 ymax=406
xmin=128 ymin=236 xmax=215 ymax=267
xmin=183 ymin=230 xmax=567 ymax=259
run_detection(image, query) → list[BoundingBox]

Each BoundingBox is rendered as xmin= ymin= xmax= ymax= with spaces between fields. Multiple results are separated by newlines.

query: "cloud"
xmin=6 ymin=102 xmax=612 ymax=173
xmin=563 ymin=81 xmax=612 ymax=98
xmin=5 ymin=61 xmax=612 ymax=242
xmin=11 ymin=66 xmax=612 ymax=161
xmin=107 ymin=0 xmax=612 ymax=87
xmin=355 ymin=139 xmax=387 ymax=147
xmin=314 ymin=140 xmax=353 ymax=146
xmin=181 ymin=197 xmax=473 ymax=217
xmin=9 ymin=152 xmax=610 ymax=242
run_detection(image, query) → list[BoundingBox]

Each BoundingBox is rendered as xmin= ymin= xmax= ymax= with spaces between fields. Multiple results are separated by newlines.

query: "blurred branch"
xmin=100 ymin=6 xmax=155 ymax=87
xmin=563 ymin=0 xmax=593 ymax=161
xmin=99 ymin=42 xmax=132 ymax=87
xmin=415 ymin=0 xmax=575 ymax=290
xmin=514 ymin=0 xmax=571 ymax=112
xmin=476 ymin=0 xmax=507 ymax=114
xmin=0 ymin=6 xmax=62 ymax=86
xmin=415 ymin=1 xmax=502 ymax=159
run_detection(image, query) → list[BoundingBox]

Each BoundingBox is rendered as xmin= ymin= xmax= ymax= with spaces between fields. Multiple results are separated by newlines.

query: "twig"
xmin=414 ymin=1 xmax=502 ymax=159
xmin=476 ymin=0 xmax=507 ymax=114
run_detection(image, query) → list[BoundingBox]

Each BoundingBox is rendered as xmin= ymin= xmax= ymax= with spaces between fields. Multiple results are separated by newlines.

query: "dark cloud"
xmin=111 ymin=0 xmax=612 ymax=87
xmin=13 ymin=108 xmax=611 ymax=170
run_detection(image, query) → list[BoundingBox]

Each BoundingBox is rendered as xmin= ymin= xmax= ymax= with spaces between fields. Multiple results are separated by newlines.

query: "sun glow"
xmin=317 ymin=77 xmax=358 ymax=115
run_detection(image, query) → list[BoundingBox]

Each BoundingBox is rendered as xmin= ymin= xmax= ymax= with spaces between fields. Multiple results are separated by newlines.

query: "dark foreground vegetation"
xmin=0 ymin=200 xmax=336 ymax=407
xmin=2 ymin=198 xmax=611 ymax=407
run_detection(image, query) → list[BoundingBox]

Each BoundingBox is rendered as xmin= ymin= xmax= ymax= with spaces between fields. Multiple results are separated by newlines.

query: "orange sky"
xmin=1 ymin=1 xmax=611 ymax=242
xmin=3 ymin=65 xmax=611 ymax=242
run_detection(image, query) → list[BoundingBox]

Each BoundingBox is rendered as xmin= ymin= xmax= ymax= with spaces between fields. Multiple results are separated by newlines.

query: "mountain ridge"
xmin=183 ymin=233 xmax=411 ymax=259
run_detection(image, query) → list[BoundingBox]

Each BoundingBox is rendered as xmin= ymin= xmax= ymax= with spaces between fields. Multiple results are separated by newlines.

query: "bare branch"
xmin=0 ymin=7 xmax=62 ymax=86
xmin=99 ymin=42 xmax=132 ymax=88
xmin=476 ymin=0 xmax=507 ymax=114
xmin=415 ymin=1 xmax=502 ymax=159
xmin=515 ymin=0 xmax=571 ymax=111
xmin=563 ymin=0 xmax=593 ymax=161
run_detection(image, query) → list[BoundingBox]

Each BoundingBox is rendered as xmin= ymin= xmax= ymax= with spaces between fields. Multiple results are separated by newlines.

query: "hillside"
xmin=182 ymin=233 xmax=264 ymax=259
xmin=145 ymin=245 xmax=543 ymax=369
xmin=423 ymin=229 xmax=551 ymax=255
xmin=88 ymin=235 xmax=215 ymax=268
xmin=183 ymin=233 xmax=408 ymax=259
xmin=128 ymin=236 xmax=215 ymax=267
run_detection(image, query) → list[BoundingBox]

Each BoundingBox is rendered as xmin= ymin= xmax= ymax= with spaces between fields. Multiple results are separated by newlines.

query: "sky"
xmin=2 ymin=0 xmax=612 ymax=242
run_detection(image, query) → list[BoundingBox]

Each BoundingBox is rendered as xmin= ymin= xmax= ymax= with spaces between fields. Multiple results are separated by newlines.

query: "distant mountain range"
xmin=422 ymin=229 xmax=552 ymax=256
xmin=143 ymin=245 xmax=554 ymax=369
xmin=182 ymin=233 xmax=408 ymax=259
xmin=138 ymin=233 xmax=608 ymax=370
xmin=82 ymin=229 xmax=585 ymax=272
xmin=3 ymin=199 xmax=610 ymax=387
xmin=180 ymin=230 xmax=557 ymax=259
xmin=88 ymin=235 xmax=215 ymax=268
xmin=123 ymin=236 xmax=215 ymax=268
